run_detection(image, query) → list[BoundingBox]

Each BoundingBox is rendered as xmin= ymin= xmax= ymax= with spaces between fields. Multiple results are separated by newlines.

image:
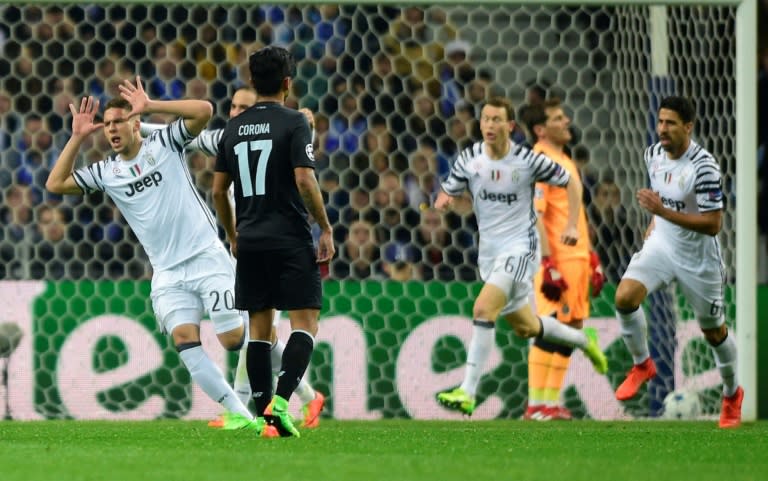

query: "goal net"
xmin=0 ymin=3 xmax=742 ymax=421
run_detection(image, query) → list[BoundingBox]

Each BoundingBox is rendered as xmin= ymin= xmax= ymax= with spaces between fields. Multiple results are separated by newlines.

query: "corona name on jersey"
xmin=478 ymin=189 xmax=518 ymax=205
xmin=238 ymin=123 xmax=270 ymax=136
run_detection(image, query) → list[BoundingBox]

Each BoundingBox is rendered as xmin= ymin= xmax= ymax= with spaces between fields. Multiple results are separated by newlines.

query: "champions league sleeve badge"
xmin=305 ymin=143 xmax=315 ymax=162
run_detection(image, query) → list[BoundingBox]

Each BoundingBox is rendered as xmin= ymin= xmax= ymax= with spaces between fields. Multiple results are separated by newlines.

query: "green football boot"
xmin=583 ymin=327 xmax=608 ymax=374
xmin=265 ymin=395 xmax=301 ymax=438
xmin=436 ymin=387 xmax=476 ymax=416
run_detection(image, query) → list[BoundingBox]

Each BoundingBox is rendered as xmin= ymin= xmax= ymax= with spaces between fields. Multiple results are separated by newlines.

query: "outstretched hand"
xmin=118 ymin=76 xmax=150 ymax=114
xmin=69 ymin=96 xmax=103 ymax=137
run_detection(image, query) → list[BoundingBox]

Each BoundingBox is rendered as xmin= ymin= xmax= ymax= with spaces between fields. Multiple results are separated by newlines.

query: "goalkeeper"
xmin=523 ymin=98 xmax=606 ymax=421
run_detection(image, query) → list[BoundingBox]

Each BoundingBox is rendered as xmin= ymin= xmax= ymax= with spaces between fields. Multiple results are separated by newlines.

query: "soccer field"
xmin=0 ymin=420 xmax=765 ymax=481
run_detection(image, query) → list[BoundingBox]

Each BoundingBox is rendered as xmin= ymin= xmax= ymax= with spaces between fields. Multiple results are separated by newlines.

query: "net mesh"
xmin=0 ymin=4 xmax=736 ymax=420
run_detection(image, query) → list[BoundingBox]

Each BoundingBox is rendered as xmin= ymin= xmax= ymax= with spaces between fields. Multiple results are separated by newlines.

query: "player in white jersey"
xmin=140 ymin=87 xmax=325 ymax=429
xmin=613 ymin=96 xmax=742 ymax=428
xmin=140 ymin=87 xmax=316 ymax=158
xmin=45 ymin=78 xmax=258 ymax=428
xmin=434 ymin=97 xmax=608 ymax=416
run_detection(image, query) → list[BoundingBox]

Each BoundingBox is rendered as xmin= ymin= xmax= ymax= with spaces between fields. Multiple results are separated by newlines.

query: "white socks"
xmin=179 ymin=345 xmax=252 ymax=419
xmin=233 ymin=346 xmax=251 ymax=405
xmin=617 ymin=307 xmax=651 ymax=364
xmin=711 ymin=332 xmax=738 ymax=397
xmin=539 ymin=315 xmax=587 ymax=349
xmin=460 ymin=320 xmax=495 ymax=397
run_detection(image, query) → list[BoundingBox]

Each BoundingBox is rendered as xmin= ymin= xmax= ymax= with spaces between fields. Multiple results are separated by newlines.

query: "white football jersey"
xmin=73 ymin=119 xmax=221 ymax=271
xmin=140 ymin=122 xmax=222 ymax=157
xmin=441 ymin=140 xmax=570 ymax=263
xmin=644 ymin=140 xmax=724 ymax=257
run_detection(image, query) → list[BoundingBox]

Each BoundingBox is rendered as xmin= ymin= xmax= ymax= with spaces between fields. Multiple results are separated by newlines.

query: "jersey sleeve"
xmin=693 ymin=156 xmax=724 ymax=212
xmin=72 ymin=159 xmax=108 ymax=193
xmin=139 ymin=122 xmax=164 ymax=137
xmin=440 ymin=145 xmax=475 ymax=195
xmin=528 ymin=150 xmax=570 ymax=187
xmin=534 ymin=182 xmax=549 ymax=214
xmin=214 ymin=130 xmax=229 ymax=174
xmin=187 ymin=129 xmax=223 ymax=157
xmin=147 ymin=118 xmax=195 ymax=155
xmin=290 ymin=114 xmax=315 ymax=169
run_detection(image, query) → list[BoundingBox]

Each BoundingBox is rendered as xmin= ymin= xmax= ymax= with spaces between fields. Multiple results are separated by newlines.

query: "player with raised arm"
xmin=523 ymin=98 xmax=606 ymax=421
xmin=613 ymin=96 xmax=742 ymax=428
xmin=435 ymin=97 xmax=607 ymax=417
xmin=45 ymin=78 xmax=266 ymax=433
xmin=213 ymin=46 xmax=334 ymax=437
xmin=141 ymin=86 xmax=326 ymax=430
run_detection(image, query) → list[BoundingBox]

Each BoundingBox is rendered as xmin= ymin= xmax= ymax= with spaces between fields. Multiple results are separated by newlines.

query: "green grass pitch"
xmin=1 ymin=420 xmax=766 ymax=481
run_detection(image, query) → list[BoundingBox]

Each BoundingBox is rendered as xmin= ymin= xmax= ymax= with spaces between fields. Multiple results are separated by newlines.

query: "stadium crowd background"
xmin=0 ymin=4 xmax=766 ymax=284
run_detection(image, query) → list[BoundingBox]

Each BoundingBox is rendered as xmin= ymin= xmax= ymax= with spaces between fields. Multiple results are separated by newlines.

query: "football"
xmin=661 ymin=390 xmax=701 ymax=420
xmin=0 ymin=322 xmax=23 ymax=357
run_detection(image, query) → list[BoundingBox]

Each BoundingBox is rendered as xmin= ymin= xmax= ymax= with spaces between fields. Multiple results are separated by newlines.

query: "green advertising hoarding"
xmin=0 ymin=280 xmax=762 ymax=420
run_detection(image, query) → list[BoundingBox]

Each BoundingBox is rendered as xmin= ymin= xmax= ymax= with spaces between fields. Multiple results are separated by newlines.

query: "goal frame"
xmin=16 ymin=0 xmax=758 ymax=421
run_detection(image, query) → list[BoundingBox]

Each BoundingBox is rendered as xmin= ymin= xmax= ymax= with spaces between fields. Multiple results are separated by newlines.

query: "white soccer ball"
xmin=661 ymin=390 xmax=701 ymax=420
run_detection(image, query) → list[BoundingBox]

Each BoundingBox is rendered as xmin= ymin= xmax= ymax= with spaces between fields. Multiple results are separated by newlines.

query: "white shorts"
xmin=622 ymin=235 xmax=725 ymax=329
xmin=479 ymin=251 xmax=540 ymax=316
xmin=151 ymin=243 xmax=245 ymax=335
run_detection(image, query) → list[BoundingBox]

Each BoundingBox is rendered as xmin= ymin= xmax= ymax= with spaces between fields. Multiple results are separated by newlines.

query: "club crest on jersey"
xmin=129 ymin=165 xmax=143 ymax=177
xmin=143 ymin=152 xmax=156 ymax=166
xmin=305 ymin=143 xmax=315 ymax=162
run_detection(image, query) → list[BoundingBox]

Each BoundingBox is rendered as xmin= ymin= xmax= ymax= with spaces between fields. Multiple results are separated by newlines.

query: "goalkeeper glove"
xmin=589 ymin=250 xmax=606 ymax=297
xmin=540 ymin=256 xmax=568 ymax=302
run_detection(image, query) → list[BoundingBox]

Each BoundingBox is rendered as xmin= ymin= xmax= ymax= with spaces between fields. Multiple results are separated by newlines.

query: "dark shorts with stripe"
xmin=235 ymin=244 xmax=322 ymax=312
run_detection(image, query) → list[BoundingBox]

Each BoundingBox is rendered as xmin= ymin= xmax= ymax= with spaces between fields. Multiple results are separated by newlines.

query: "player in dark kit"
xmin=213 ymin=46 xmax=335 ymax=438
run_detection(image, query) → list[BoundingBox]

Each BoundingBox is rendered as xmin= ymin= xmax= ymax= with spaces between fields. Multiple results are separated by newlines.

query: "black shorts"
xmin=235 ymin=244 xmax=322 ymax=312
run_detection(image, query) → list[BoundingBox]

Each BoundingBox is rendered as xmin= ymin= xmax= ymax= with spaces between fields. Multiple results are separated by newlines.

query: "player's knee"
xmin=171 ymin=327 xmax=199 ymax=347
xmin=702 ymin=324 xmax=727 ymax=346
xmin=511 ymin=315 xmax=539 ymax=338
xmin=502 ymin=310 xmax=536 ymax=338
xmin=219 ymin=328 xmax=246 ymax=351
xmin=221 ymin=337 xmax=244 ymax=352
xmin=472 ymin=305 xmax=499 ymax=322
xmin=614 ymin=282 xmax=643 ymax=311
xmin=513 ymin=324 xmax=538 ymax=338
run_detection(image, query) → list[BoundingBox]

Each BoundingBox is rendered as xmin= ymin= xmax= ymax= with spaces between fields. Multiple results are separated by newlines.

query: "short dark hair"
xmin=481 ymin=96 xmax=515 ymax=121
xmin=659 ymin=96 xmax=696 ymax=124
xmin=523 ymin=97 xmax=563 ymax=143
xmin=248 ymin=46 xmax=296 ymax=96
xmin=104 ymin=98 xmax=132 ymax=113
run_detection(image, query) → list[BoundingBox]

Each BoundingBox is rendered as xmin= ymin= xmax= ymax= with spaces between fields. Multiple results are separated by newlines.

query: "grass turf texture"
xmin=1 ymin=420 xmax=765 ymax=481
